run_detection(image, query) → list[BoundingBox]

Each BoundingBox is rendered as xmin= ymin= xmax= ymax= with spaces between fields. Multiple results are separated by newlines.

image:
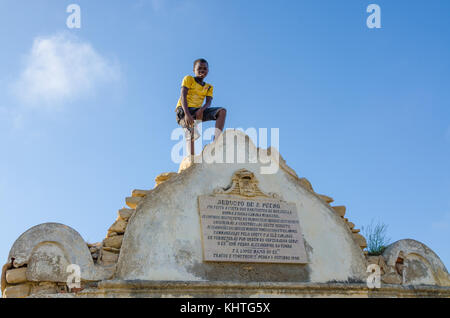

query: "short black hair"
xmin=193 ymin=58 xmax=208 ymax=68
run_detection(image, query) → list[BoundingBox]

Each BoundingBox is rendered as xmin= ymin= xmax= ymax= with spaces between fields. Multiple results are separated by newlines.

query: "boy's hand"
xmin=185 ymin=113 xmax=195 ymax=127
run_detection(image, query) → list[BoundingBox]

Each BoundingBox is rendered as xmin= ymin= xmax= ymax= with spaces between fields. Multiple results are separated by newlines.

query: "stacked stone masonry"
xmin=299 ymin=178 xmax=368 ymax=251
xmin=96 ymin=172 xmax=177 ymax=266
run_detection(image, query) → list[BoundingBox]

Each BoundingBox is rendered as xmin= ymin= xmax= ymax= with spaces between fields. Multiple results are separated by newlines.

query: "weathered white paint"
xmin=382 ymin=239 xmax=450 ymax=286
xmin=5 ymin=223 xmax=113 ymax=282
xmin=27 ymin=242 xmax=71 ymax=282
xmin=115 ymin=130 xmax=367 ymax=282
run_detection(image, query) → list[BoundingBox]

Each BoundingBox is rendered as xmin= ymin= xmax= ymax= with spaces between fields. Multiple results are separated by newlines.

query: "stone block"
xmin=108 ymin=219 xmax=128 ymax=234
xmin=1 ymin=263 xmax=11 ymax=295
xmin=103 ymin=235 xmax=124 ymax=249
xmin=126 ymin=196 xmax=142 ymax=209
xmin=118 ymin=208 xmax=135 ymax=221
xmin=155 ymin=172 xmax=177 ymax=186
xmin=332 ymin=206 xmax=346 ymax=217
xmin=31 ymin=282 xmax=57 ymax=295
xmin=6 ymin=267 xmax=28 ymax=284
xmin=107 ymin=230 xmax=118 ymax=237
xmin=353 ymin=233 xmax=367 ymax=249
xmin=101 ymin=250 xmax=119 ymax=265
xmin=132 ymin=189 xmax=152 ymax=198
xmin=103 ymin=246 xmax=120 ymax=253
xmin=317 ymin=194 xmax=334 ymax=204
xmin=298 ymin=178 xmax=314 ymax=192
xmin=4 ymin=283 xmax=31 ymax=298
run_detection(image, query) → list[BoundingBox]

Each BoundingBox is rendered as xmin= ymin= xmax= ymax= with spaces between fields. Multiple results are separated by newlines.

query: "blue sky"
xmin=1 ymin=0 xmax=449 ymax=270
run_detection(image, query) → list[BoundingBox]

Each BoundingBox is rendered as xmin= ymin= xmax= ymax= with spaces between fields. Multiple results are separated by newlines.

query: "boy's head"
xmin=193 ymin=58 xmax=209 ymax=79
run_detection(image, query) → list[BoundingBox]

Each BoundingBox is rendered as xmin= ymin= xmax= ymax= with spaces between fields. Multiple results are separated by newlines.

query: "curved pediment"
xmin=115 ymin=130 xmax=368 ymax=283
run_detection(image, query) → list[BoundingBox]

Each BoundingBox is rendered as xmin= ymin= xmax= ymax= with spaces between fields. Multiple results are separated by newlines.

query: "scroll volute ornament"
xmin=213 ymin=169 xmax=280 ymax=199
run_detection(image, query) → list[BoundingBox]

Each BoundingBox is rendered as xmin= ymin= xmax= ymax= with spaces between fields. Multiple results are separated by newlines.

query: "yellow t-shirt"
xmin=176 ymin=75 xmax=213 ymax=109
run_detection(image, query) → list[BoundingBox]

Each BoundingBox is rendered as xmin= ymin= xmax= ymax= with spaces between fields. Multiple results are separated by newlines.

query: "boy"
xmin=175 ymin=58 xmax=227 ymax=156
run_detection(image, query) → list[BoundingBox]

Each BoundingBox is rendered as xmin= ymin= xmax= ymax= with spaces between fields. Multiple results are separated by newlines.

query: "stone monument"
xmin=2 ymin=130 xmax=450 ymax=297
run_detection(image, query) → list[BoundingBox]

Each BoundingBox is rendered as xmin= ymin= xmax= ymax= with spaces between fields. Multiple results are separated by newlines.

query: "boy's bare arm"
xmin=203 ymin=96 xmax=212 ymax=109
xmin=180 ymin=86 xmax=194 ymax=126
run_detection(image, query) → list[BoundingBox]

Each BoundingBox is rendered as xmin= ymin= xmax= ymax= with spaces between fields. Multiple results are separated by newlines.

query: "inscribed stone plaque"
xmin=198 ymin=194 xmax=308 ymax=264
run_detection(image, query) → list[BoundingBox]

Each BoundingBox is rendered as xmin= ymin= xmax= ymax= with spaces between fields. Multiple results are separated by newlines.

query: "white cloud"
xmin=12 ymin=33 xmax=120 ymax=109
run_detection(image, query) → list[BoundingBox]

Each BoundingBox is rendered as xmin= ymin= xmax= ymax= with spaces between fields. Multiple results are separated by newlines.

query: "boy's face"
xmin=194 ymin=62 xmax=209 ymax=79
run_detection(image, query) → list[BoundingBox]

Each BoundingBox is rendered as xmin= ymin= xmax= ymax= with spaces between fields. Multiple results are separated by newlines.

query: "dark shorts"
xmin=176 ymin=106 xmax=225 ymax=128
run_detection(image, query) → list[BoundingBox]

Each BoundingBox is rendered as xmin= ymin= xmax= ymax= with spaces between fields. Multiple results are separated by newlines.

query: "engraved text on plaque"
xmin=198 ymin=194 xmax=308 ymax=264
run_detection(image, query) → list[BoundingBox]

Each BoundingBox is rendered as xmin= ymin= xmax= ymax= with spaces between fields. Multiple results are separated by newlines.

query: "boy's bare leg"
xmin=190 ymin=138 xmax=194 ymax=156
xmin=214 ymin=109 xmax=227 ymax=140
xmin=187 ymin=132 xmax=195 ymax=157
